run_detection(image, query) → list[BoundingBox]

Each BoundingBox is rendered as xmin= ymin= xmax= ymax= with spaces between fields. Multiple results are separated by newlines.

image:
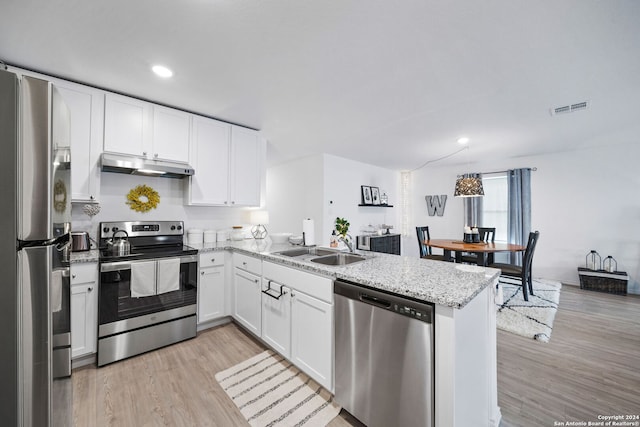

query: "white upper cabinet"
xmin=104 ymin=93 xmax=190 ymax=163
xmin=186 ymin=118 xmax=265 ymax=207
xmin=151 ymin=105 xmax=190 ymax=163
xmin=8 ymin=67 xmax=104 ymax=203
xmin=188 ymin=116 xmax=231 ymax=205
xmin=230 ymin=126 xmax=265 ymax=206
xmin=103 ymin=93 xmax=150 ymax=157
xmin=54 ymin=81 xmax=104 ymax=203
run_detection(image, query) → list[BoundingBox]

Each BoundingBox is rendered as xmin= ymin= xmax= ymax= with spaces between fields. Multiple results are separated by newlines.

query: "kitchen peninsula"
xmin=200 ymin=240 xmax=501 ymax=427
xmin=72 ymin=240 xmax=501 ymax=427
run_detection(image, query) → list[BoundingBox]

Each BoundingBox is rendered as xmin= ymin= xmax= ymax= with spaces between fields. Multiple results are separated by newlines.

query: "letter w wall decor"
xmin=425 ymin=195 xmax=447 ymax=216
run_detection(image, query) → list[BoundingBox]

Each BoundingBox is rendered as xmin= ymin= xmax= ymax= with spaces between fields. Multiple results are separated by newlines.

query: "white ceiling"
xmin=1 ymin=0 xmax=639 ymax=170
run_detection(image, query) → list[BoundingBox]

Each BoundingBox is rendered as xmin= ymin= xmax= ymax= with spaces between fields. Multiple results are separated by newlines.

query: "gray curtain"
xmin=463 ymin=173 xmax=483 ymax=227
xmin=507 ymin=168 xmax=531 ymax=265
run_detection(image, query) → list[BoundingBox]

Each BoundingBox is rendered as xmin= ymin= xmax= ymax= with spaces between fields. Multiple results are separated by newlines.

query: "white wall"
xmin=266 ymin=154 xmax=401 ymax=248
xmin=72 ymin=172 xmax=253 ymax=239
xmin=408 ymin=140 xmax=640 ymax=294
xmin=322 ymin=154 xmax=400 ymax=247
xmin=265 ymin=154 xmax=325 ymax=240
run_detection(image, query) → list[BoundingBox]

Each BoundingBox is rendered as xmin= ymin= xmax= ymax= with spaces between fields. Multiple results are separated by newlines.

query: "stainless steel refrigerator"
xmin=0 ymin=69 xmax=73 ymax=426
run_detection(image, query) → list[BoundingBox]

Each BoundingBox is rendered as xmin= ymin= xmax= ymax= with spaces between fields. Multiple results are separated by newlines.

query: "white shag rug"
xmin=215 ymin=350 xmax=341 ymax=427
xmin=496 ymin=277 xmax=562 ymax=343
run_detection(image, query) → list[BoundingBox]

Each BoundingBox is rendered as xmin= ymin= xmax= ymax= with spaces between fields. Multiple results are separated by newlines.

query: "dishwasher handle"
xmin=335 ymin=279 xmax=434 ymax=323
xmin=360 ymin=293 xmax=391 ymax=309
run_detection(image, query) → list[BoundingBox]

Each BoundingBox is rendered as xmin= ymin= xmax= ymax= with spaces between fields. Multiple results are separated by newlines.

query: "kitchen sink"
xmin=310 ymin=253 xmax=367 ymax=266
xmin=273 ymin=247 xmax=337 ymax=257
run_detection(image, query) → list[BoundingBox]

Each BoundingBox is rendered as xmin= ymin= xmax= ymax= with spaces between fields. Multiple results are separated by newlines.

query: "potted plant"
xmin=335 ymin=217 xmax=350 ymax=241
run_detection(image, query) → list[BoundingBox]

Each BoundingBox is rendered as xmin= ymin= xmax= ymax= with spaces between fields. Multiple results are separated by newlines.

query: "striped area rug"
xmin=215 ymin=350 xmax=341 ymax=427
xmin=497 ymin=277 xmax=562 ymax=343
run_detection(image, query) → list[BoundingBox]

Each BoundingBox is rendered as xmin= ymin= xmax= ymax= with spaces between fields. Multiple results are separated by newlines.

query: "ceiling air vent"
xmin=550 ymin=100 xmax=590 ymax=116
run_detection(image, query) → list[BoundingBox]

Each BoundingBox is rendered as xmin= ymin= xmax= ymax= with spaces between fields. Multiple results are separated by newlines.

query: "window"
xmin=481 ymin=174 xmax=508 ymax=242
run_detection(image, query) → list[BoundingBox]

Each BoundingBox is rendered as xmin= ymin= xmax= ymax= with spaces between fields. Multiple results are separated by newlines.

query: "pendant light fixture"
xmin=454 ymin=140 xmax=484 ymax=197
xmin=454 ymin=174 xmax=484 ymax=197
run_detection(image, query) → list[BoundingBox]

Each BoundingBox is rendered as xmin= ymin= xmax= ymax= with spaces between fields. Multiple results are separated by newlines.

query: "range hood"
xmin=101 ymin=153 xmax=195 ymax=179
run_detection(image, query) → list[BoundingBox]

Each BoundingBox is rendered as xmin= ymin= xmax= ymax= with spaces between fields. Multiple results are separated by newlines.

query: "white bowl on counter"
xmin=289 ymin=235 xmax=303 ymax=245
xmin=270 ymin=233 xmax=292 ymax=244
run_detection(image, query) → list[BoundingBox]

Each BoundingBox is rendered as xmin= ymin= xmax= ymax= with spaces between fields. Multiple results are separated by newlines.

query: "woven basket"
xmin=577 ymin=267 xmax=628 ymax=295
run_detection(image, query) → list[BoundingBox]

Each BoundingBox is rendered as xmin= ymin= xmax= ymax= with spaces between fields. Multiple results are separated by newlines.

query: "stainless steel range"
xmin=97 ymin=220 xmax=198 ymax=366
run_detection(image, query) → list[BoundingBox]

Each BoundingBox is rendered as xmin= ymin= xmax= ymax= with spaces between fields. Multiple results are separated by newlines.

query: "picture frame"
xmin=361 ymin=186 xmax=373 ymax=205
xmin=371 ymin=187 xmax=381 ymax=205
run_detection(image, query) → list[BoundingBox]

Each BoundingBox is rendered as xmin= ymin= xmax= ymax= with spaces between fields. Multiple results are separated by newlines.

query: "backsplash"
xmin=71 ymin=172 xmax=254 ymax=241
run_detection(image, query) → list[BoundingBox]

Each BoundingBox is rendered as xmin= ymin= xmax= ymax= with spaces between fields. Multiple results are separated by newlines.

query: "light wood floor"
xmin=73 ymin=285 xmax=640 ymax=426
xmin=72 ymin=322 xmax=357 ymax=426
xmin=498 ymin=285 xmax=640 ymax=426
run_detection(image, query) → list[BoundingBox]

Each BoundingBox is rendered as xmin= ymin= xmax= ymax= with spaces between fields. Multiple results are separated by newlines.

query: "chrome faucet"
xmin=339 ymin=234 xmax=354 ymax=253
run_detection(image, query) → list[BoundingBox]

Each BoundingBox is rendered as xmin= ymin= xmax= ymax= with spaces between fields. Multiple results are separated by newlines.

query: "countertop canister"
xmin=204 ymin=230 xmax=216 ymax=243
xmin=187 ymin=229 xmax=204 ymax=245
xmin=231 ymin=226 xmax=244 ymax=241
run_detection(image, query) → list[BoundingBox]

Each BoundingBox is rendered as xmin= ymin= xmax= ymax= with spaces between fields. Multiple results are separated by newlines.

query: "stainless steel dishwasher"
xmin=334 ymin=279 xmax=434 ymax=427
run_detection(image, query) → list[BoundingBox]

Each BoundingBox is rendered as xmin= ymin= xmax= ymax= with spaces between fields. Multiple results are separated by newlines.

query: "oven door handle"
xmin=100 ymin=254 xmax=197 ymax=272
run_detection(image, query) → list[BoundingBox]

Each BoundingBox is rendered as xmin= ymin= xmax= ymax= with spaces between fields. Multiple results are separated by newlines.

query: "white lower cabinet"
xmin=233 ymin=253 xmax=262 ymax=336
xmin=261 ymin=281 xmax=292 ymax=358
xmin=290 ymin=291 xmax=333 ymax=390
xmin=261 ymin=261 xmax=334 ymax=392
xmin=198 ymin=253 xmax=226 ymax=324
xmin=70 ymin=263 xmax=98 ymax=359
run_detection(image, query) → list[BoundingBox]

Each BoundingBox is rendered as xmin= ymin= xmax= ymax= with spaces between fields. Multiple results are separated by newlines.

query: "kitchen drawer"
xmin=263 ymin=261 xmax=332 ymax=303
xmin=234 ymin=252 xmax=262 ymax=275
xmin=71 ymin=263 xmax=98 ymax=285
xmin=199 ymin=252 xmax=224 ymax=268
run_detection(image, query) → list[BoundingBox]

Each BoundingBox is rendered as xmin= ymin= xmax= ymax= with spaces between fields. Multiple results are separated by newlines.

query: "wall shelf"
xmin=358 ymin=204 xmax=394 ymax=207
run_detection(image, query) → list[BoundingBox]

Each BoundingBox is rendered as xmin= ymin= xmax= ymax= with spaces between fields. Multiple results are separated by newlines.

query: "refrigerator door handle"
xmin=18 ymin=246 xmax=52 ymax=427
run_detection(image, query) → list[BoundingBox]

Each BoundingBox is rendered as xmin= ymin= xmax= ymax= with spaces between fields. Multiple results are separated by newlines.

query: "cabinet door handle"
xmin=142 ymin=151 xmax=147 ymax=156
xmin=87 ymin=287 xmax=93 ymax=292
xmin=72 ymin=274 xmax=76 ymax=279
xmin=201 ymin=271 xmax=205 ymax=275
xmin=211 ymin=258 xmax=215 ymax=263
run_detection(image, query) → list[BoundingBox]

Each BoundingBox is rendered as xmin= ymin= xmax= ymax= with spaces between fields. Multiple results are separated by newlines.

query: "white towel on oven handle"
xmin=51 ymin=269 xmax=63 ymax=312
xmin=157 ymin=257 xmax=180 ymax=295
xmin=130 ymin=260 xmax=157 ymax=298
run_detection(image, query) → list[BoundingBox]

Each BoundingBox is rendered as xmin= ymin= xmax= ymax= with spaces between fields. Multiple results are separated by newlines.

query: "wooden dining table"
xmin=424 ymin=239 xmax=527 ymax=266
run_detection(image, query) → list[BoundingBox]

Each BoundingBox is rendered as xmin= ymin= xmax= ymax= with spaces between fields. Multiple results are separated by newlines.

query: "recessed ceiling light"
xmin=457 ymin=137 xmax=470 ymax=144
xmin=152 ymin=65 xmax=173 ymax=78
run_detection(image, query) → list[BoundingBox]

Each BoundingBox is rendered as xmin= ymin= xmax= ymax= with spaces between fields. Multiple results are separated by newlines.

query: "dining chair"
xmin=460 ymin=227 xmax=496 ymax=265
xmin=416 ymin=226 xmax=449 ymax=261
xmin=489 ymin=231 xmax=540 ymax=301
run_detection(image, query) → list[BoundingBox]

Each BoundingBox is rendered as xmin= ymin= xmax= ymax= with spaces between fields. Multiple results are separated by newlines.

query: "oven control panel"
xmin=100 ymin=221 xmax=184 ymax=238
xmin=132 ymin=224 xmax=159 ymax=232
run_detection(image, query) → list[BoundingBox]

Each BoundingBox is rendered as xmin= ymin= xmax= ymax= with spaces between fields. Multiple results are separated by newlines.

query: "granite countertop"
xmin=72 ymin=239 xmax=499 ymax=309
xmin=194 ymin=240 xmax=499 ymax=309
xmin=70 ymin=249 xmax=100 ymax=263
